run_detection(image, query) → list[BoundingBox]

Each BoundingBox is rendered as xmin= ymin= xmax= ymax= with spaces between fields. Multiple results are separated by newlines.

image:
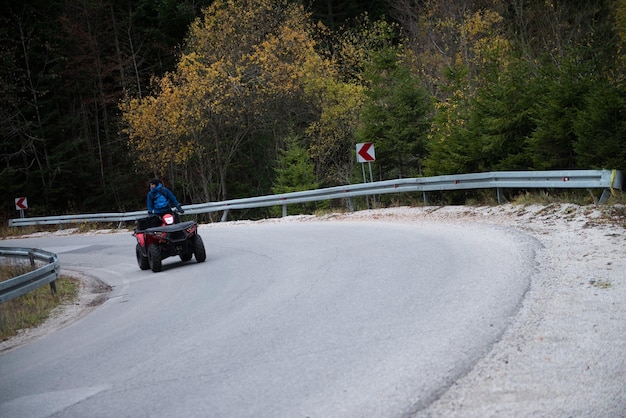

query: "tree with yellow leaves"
xmin=121 ymin=0 xmax=319 ymax=203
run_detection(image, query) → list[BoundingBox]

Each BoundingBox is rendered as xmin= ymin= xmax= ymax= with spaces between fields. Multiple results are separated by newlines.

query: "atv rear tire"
xmin=136 ymin=244 xmax=150 ymax=270
xmin=193 ymin=235 xmax=206 ymax=262
xmin=148 ymin=244 xmax=162 ymax=272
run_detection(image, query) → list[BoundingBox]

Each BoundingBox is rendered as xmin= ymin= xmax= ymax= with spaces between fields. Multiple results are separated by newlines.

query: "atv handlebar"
xmin=148 ymin=206 xmax=184 ymax=215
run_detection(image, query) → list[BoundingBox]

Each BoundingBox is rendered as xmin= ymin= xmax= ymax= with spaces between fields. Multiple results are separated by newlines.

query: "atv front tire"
xmin=149 ymin=244 xmax=162 ymax=272
xmin=136 ymin=244 xmax=150 ymax=270
xmin=193 ymin=235 xmax=206 ymax=262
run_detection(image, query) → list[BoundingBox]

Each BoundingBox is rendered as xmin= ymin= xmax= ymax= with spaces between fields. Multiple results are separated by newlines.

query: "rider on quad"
xmin=135 ymin=178 xmax=205 ymax=272
xmin=147 ymin=178 xmax=184 ymax=216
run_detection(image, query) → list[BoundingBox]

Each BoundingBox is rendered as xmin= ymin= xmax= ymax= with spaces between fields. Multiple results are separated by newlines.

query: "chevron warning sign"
xmin=15 ymin=197 xmax=28 ymax=210
xmin=356 ymin=142 xmax=375 ymax=163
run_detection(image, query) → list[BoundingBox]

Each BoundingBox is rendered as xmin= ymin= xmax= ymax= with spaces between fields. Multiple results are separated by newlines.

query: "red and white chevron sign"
xmin=356 ymin=142 xmax=375 ymax=163
xmin=15 ymin=197 xmax=28 ymax=210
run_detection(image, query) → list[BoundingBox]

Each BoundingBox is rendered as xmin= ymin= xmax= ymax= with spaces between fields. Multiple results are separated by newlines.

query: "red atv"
xmin=133 ymin=211 xmax=206 ymax=272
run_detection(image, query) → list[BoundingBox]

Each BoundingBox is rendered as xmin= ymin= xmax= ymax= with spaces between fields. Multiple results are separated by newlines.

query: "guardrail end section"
xmin=611 ymin=169 xmax=623 ymax=190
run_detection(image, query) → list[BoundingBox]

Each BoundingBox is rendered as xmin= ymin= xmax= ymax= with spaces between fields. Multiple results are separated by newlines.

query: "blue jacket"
xmin=147 ymin=184 xmax=181 ymax=214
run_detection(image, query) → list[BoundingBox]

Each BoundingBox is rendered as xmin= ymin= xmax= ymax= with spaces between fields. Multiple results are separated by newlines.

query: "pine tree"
xmin=272 ymin=134 xmax=320 ymax=215
xmin=357 ymin=47 xmax=431 ymax=179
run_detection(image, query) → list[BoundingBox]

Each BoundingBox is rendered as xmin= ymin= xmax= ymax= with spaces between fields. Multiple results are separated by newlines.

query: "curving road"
xmin=0 ymin=220 xmax=538 ymax=417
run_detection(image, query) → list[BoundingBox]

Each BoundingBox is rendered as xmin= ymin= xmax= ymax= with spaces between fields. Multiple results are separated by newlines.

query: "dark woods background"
xmin=1 ymin=0 xmax=624 ymax=221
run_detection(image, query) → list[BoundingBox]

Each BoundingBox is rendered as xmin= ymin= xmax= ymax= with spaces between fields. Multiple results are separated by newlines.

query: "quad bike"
xmin=133 ymin=210 xmax=206 ymax=272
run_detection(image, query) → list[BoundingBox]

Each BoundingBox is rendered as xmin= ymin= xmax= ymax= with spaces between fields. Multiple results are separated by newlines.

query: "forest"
xmin=1 ymin=0 xmax=625 ymax=221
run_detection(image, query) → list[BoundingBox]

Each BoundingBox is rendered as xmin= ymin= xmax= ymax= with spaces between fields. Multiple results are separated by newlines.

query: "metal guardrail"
xmin=8 ymin=169 xmax=623 ymax=227
xmin=0 ymin=248 xmax=60 ymax=304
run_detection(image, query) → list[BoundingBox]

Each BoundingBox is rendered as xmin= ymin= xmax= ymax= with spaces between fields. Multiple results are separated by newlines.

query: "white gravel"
xmin=3 ymin=203 xmax=625 ymax=417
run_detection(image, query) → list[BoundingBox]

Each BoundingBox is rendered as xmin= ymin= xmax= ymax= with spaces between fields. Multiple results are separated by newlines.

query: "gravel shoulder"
xmin=2 ymin=203 xmax=624 ymax=416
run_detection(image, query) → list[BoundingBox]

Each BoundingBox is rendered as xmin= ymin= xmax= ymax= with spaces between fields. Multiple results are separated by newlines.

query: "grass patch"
xmin=0 ymin=221 xmax=132 ymax=240
xmin=510 ymin=190 xmax=594 ymax=205
xmin=0 ymin=224 xmax=47 ymax=238
xmin=589 ymin=279 xmax=612 ymax=289
xmin=0 ymin=262 xmax=79 ymax=342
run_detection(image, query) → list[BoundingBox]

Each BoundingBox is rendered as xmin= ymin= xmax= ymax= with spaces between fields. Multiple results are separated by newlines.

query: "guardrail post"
xmin=599 ymin=189 xmax=611 ymax=204
xmin=348 ymin=197 xmax=354 ymax=212
xmin=28 ymin=249 xmax=57 ymax=295
xmin=221 ymin=209 xmax=229 ymax=222
xmin=423 ymin=192 xmax=429 ymax=205
xmin=497 ymin=188 xmax=503 ymax=204
xmin=282 ymin=204 xmax=287 ymax=217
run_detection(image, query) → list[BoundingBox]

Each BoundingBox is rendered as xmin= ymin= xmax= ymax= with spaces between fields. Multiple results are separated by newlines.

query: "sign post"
xmin=356 ymin=143 xmax=376 ymax=208
xmin=356 ymin=142 xmax=375 ymax=180
xmin=15 ymin=197 xmax=28 ymax=218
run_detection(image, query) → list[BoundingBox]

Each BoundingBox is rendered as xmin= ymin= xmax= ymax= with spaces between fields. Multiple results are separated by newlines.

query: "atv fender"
xmin=134 ymin=232 xmax=146 ymax=248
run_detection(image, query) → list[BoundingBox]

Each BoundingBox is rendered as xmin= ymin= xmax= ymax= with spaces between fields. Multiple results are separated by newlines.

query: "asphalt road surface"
xmin=0 ymin=220 xmax=538 ymax=417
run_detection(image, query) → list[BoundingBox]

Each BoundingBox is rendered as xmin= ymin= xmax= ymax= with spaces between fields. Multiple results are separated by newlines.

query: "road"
xmin=0 ymin=220 xmax=538 ymax=417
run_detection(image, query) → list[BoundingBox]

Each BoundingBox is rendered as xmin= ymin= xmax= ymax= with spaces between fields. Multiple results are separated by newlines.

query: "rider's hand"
xmin=177 ymin=205 xmax=184 ymax=214
xmin=148 ymin=210 xmax=153 ymax=215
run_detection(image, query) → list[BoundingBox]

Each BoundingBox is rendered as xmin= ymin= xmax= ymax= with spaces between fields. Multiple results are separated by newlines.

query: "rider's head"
xmin=149 ymin=178 xmax=160 ymax=189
